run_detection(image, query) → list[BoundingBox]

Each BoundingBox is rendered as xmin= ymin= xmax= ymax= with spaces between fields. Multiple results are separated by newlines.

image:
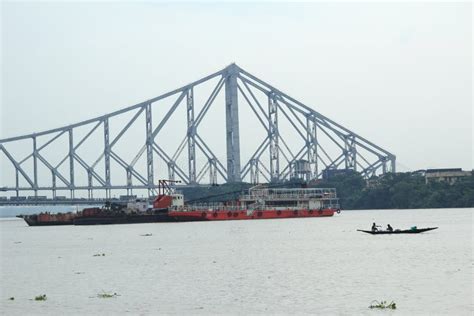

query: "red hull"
xmin=168 ymin=208 xmax=336 ymax=221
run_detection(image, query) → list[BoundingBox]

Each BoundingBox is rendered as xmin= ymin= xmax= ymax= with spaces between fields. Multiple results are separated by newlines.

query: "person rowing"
xmin=386 ymin=224 xmax=393 ymax=232
xmin=371 ymin=222 xmax=379 ymax=232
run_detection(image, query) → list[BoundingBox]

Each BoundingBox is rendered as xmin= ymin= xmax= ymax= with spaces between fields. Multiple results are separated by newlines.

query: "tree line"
xmin=312 ymin=171 xmax=474 ymax=209
xmin=180 ymin=171 xmax=474 ymax=209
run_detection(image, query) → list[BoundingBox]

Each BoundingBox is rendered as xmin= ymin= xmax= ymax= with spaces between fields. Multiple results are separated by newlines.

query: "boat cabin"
xmin=239 ymin=187 xmax=339 ymax=211
xmin=153 ymin=192 xmax=184 ymax=209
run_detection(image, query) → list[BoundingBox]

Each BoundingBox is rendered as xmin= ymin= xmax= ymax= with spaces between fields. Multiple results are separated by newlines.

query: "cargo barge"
xmin=18 ymin=182 xmax=340 ymax=226
xmin=73 ymin=202 xmax=175 ymax=225
xmin=164 ymin=186 xmax=340 ymax=222
xmin=17 ymin=212 xmax=78 ymax=226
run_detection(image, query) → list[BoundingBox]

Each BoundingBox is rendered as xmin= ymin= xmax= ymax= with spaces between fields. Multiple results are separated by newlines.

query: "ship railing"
xmin=248 ymin=204 xmax=339 ymax=211
xmin=240 ymin=192 xmax=337 ymax=201
xmin=248 ymin=188 xmax=336 ymax=195
xmin=186 ymin=202 xmax=243 ymax=212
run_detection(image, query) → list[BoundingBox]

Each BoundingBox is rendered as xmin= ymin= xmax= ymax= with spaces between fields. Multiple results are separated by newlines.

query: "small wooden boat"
xmin=357 ymin=227 xmax=438 ymax=235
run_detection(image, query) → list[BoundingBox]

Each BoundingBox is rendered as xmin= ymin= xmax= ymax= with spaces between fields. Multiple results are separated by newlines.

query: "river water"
xmin=0 ymin=208 xmax=472 ymax=315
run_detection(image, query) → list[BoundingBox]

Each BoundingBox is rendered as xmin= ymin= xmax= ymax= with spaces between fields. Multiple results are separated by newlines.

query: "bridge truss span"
xmin=0 ymin=63 xmax=395 ymax=198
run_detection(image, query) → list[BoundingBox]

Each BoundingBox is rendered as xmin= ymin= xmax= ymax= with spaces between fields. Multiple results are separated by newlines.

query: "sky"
xmin=0 ymin=2 xmax=472 ymax=194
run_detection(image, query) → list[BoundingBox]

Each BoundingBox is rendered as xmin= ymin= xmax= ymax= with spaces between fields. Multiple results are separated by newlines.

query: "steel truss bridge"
xmin=0 ymin=64 xmax=395 ymax=199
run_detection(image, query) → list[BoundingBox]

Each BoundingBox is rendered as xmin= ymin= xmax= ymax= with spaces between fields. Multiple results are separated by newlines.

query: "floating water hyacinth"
xmin=369 ymin=300 xmax=396 ymax=309
xmin=34 ymin=294 xmax=47 ymax=301
xmin=97 ymin=292 xmax=119 ymax=298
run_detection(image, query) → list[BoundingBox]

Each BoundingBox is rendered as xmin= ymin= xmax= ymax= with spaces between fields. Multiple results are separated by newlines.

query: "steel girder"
xmin=0 ymin=63 xmax=395 ymax=197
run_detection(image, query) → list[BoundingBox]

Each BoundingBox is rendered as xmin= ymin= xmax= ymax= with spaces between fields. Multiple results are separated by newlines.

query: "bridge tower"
xmin=225 ymin=63 xmax=241 ymax=182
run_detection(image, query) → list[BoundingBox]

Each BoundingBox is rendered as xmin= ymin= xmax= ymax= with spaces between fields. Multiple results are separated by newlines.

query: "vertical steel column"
xmin=87 ymin=170 xmax=93 ymax=199
xmin=250 ymin=159 xmax=259 ymax=184
xmin=225 ymin=64 xmax=241 ymax=182
xmin=344 ymin=134 xmax=356 ymax=171
xmin=209 ymin=158 xmax=217 ymax=185
xmin=390 ymin=156 xmax=396 ymax=173
xmin=145 ymin=103 xmax=154 ymax=195
xmin=186 ymin=88 xmax=197 ymax=184
xmin=15 ymin=170 xmax=19 ymax=197
xmin=103 ymin=118 xmax=111 ymax=199
xmin=68 ymin=129 xmax=75 ymax=198
xmin=52 ymin=171 xmax=56 ymax=198
xmin=168 ymin=162 xmax=175 ymax=181
xmin=314 ymin=121 xmax=319 ymax=179
xmin=268 ymin=92 xmax=279 ymax=182
xmin=32 ymin=136 xmax=38 ymax=197
xmin=126 ymin=168 xmax=132 ymax=195
xmin=306 ymin=116 xmax=318 ymax=180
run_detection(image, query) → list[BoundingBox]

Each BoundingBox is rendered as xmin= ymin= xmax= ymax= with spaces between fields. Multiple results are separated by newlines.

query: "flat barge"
xmin=17 ymin=212 xmax=78 ymax=226
xmin=18 ymin=183 xmax=341 ymax=226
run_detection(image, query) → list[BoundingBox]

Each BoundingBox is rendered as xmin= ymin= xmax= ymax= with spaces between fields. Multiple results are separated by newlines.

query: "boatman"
xmin=387 ymin=224 xmax=393 ymax=232
xmin=371 ymin=222 xmax=378 ymax=232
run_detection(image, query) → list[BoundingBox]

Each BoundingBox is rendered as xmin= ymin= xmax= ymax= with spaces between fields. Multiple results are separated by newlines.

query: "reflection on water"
xmin=1 ymin=208 xmax=473 ymax=315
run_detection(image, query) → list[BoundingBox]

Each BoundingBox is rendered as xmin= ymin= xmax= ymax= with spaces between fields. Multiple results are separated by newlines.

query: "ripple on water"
xmin=1 ymin=208 xmax=473 ymax=315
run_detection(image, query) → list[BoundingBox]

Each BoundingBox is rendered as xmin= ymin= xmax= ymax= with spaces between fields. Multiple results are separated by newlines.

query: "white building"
xmin=425 ymin=168 xmax=472 ymax=184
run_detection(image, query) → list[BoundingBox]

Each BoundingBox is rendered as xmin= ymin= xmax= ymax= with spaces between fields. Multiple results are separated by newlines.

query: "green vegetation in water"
xmin=369 ymin=300 xmax=396 ymax=309
xmin=93 ymin=253 xmax=106 ymax=257
xmin=97 ymin=292 xmax=119 ymax=298
xmin=34 ymin=294 xmax=47 ymax=301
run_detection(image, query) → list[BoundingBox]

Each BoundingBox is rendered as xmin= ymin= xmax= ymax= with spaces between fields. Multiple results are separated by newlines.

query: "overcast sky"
xmin=1 ymin=2 xmax=472 ymax=191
